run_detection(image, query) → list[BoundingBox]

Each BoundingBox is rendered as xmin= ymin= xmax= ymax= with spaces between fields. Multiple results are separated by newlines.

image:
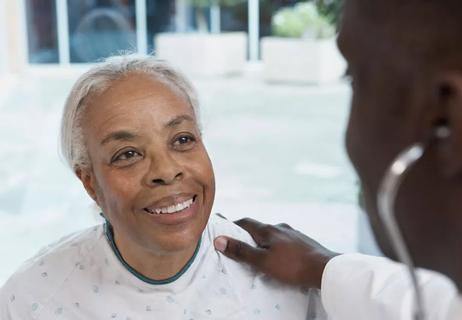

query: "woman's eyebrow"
xmin=99 ymin=115 xmax=194 ymax=145
xmin=100 ymin=131 xmax=139 ymax=145
xmin=165 ymin=114 xmax=194 ymax=128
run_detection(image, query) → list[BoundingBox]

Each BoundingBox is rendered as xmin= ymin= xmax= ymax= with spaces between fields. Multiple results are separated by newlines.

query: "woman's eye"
xmin=173 ymin=135 xmax=196 ymax=149
xmin=112 ymin=150 xmax=142 ymax=164
xmin=177 ymin=136 xmax=192 ymax=144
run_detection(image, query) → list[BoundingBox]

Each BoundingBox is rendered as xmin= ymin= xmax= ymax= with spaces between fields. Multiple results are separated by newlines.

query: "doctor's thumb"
xmin=214 ymin=236 xmax=265 ymax=268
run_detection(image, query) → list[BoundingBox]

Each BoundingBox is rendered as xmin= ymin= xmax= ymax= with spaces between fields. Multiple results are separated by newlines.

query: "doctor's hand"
xmin=214 ymin=218 xmax=339 ymax=289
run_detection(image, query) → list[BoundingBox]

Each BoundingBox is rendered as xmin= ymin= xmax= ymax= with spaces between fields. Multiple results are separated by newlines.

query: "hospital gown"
xmin=0 ymin=214 xmax=327 ymax=319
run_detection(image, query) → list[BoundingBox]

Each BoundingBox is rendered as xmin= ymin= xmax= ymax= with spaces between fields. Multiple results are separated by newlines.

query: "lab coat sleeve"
xmin=320 ymin=253 xmax=458 ymax=320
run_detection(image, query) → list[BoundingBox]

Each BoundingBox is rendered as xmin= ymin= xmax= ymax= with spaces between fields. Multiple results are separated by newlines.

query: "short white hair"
xmin=60 ymin=54 xmax=200 ymax=171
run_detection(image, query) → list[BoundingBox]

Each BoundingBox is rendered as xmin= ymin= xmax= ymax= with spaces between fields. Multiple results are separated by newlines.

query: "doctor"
xmin=215 ymin=0 xmax=462 ymax=319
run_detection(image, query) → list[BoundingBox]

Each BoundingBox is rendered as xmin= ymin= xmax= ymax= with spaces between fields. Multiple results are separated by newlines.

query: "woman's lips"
xmin=143 ymin=193 xmax=196 ymax=211
xmin=142 ymin=195 xmax=199 ymax=225
xmin=144 ymin=195 xmax=196 ymax=215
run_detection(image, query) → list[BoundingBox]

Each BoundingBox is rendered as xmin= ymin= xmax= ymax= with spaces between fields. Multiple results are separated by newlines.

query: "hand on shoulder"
xmin=214 ymin=218 xmax=339 ymax=289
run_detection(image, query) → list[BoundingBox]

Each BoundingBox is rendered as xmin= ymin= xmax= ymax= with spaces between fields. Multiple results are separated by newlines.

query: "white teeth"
xmin=146 ymin=197 xmax=195 ymax=215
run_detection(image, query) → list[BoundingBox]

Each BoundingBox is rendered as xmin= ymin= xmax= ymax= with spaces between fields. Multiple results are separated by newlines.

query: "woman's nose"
xmin=145 ymin=153 xmax=183 ymax=186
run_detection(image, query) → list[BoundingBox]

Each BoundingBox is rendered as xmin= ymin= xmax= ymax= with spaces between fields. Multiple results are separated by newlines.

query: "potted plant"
xmin=155 ymin=0 xmax=247 ymax=77
xmin=261 ymin=1 xmax=346 ymax=84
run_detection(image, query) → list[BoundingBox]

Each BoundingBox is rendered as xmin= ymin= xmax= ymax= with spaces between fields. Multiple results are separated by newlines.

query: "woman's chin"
xmin=143 ymin=217 xmax=207 ymax=255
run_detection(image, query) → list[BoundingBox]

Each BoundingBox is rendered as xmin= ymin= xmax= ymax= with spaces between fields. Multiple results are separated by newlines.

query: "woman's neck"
xmin=119 ymin=243 xmax=197 ymax=280
xmin=108 ymin=224 xmax=199 ymax=281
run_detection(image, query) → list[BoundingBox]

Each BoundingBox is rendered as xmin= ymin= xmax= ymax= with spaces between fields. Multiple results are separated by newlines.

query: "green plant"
xmin=316 ymin=0 xmax=343 ymax=25
xmin=272 ymin=2 xmax=335 ymax=39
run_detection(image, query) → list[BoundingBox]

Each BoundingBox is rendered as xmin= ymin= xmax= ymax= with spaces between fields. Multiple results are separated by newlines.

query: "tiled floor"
xmin=0 ymin=70 xmax=360 ymax=285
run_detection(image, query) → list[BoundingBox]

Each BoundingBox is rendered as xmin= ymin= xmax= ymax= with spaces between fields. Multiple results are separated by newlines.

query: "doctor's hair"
xmin=60 ymin=53 xmax=201 ymax=172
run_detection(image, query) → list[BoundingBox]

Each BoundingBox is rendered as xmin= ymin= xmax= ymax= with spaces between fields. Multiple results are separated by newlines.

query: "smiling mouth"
xmin=144 ymin=195 xmax=197 ymax=215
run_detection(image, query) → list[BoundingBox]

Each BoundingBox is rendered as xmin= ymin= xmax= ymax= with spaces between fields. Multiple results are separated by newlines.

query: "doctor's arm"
xmin=214 ymin=218 xmax=458 ymax=320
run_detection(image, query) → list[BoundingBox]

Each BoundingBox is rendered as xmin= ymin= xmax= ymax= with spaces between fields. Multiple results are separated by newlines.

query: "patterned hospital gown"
xmin=0 ymin=214 xmax=327 ymax=319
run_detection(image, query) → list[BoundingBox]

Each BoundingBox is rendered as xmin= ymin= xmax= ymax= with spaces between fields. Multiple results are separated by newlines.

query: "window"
xmin=23 ymin=0 xmax=264 ymax=65
xmin=25 ymin=0 xmax=59 ymax=63
xmin=146 ymin=1 xmax=176 ymax=53
xmin=67 ymin=0 xmax=137 ymax=63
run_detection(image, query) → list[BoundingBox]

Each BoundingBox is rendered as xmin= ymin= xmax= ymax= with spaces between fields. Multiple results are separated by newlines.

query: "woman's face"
xmin=78 ymin=73 xmax=215 ymax=256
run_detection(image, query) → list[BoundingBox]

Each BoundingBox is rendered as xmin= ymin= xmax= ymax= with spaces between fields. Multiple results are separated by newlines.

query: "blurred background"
xmin=0 ymin=0 xmax=379 ymax=286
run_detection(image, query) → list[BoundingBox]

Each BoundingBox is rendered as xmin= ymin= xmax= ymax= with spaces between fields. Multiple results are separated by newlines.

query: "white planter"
xmin=155 ymin=32 xmax=247 ymax=77
xmin=261 ymin=37 xmax=346 ymax=84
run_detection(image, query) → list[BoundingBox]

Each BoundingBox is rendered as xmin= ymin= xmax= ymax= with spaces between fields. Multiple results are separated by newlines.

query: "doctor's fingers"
xmin=234 ymin=218 xmax=274 ymax=245
xmin=214 ymin=236 xmax=267 ymax=269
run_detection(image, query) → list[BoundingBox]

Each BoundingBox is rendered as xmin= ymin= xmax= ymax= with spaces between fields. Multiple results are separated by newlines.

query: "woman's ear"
xmin=75 ymin=167 xmax=99 ymax=204
xmin=431 ymin=72 xmax=462 ymax=178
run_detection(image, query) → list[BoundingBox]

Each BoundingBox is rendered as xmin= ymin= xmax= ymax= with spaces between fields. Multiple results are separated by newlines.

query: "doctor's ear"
xmin=75 ymin=167 xmax=99 ymax=203
xmin=430 ymin=72 xmax=462 ymax=177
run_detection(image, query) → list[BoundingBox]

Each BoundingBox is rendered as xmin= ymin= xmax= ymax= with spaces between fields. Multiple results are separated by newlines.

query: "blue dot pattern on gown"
xmin=0 ymin=215 xmax=327 ymax=319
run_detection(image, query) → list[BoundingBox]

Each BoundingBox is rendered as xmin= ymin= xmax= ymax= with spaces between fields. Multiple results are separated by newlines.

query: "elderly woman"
xmin=0 ymin=55 xmax=326 ymax=319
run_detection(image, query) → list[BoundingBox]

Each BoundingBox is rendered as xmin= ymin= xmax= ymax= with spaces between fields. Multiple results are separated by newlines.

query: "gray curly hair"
xmin=60 ymin=54 xmax=200 ymax=171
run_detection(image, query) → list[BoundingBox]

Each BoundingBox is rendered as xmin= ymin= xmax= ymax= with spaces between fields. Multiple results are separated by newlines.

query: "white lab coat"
xmin=321 ymin=253 xmax=462 ymax=319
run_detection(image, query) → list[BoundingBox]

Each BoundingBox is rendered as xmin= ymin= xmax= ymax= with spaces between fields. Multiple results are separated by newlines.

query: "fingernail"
xmin=214 ymin=237 xmax=228 ymax=252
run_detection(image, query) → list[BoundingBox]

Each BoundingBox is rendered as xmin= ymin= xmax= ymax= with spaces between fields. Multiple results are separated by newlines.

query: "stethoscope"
xmin=377 ymin=125 xmax=450 ymax=320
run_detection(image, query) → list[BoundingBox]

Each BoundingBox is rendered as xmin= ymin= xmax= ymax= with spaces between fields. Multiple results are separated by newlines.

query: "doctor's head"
xmin=60 ymin=55 xmax=215 ymax=268
xmin=340 ymin=0 xmax=462 ymax=283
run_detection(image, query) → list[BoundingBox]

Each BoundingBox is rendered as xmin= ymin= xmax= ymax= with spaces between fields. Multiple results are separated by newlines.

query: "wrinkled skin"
xmin=78 ymin=73 xmax=215 ymax=280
